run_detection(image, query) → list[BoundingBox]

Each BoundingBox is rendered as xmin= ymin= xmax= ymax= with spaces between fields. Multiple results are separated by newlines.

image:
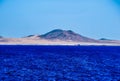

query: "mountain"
xmin=99 ymin=38 xmax=120 ymax=44
xmin=25 ymin=35 xmax=41 ymax=39
xmin=0 ymin=29 xmax=120 ymax=45
xmin=25 ymin=29 xmax=98 ymax=42
xmin=99 ymin=38 xmax=112 ymax=41
xmin=40 ymin=29 xmax=98 ymax=42
xmin=0 ymin=36 xmax=2 ymax=38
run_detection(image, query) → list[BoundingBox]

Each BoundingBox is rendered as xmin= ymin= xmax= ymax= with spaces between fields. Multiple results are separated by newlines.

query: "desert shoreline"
xmin=0 ymin=43 xmax=120 ymax=46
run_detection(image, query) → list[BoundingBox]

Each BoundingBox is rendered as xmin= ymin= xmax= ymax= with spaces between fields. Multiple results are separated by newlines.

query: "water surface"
xmin=0 ymin=45 xmax=120 ymax=81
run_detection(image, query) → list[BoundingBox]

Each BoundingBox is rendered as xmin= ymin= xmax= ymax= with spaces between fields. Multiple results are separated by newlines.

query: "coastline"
xmin=0 ymin=38 xmax=120 ymax=46
xmin=0 ymin=43 xmax=120 ymax=46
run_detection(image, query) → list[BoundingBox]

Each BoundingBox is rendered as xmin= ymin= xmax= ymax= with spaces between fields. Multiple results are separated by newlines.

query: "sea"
xmin=0 ymin=45 xmax=120 ymax=81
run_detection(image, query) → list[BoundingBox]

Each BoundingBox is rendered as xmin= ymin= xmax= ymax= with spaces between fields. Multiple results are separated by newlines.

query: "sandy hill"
xmin=0 ymin=29 xmax=120 ymax=45
xmin=27 ymin=29 xmax=98 ymax=42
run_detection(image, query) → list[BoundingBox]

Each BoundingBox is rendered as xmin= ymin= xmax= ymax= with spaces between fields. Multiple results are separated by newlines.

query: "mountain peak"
xmin=49 ymin=29 xmax=64 ymax=32
xmin=46 ymin=29 xmax=75 ymax=33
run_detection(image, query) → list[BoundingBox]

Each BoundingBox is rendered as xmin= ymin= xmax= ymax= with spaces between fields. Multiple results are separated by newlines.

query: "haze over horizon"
xmin=0 ymin=0 xmax=120 ymax=40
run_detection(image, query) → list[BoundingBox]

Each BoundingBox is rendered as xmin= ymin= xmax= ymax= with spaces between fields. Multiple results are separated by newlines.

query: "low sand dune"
xmin=0 ymin=38 xmax=120 ymax=46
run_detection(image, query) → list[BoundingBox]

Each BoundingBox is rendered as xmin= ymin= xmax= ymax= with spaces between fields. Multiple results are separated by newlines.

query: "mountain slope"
xmin=25 ymin=35 xmax=41 ymax=39
xmin=100 ymin=38 xmax=113 ymax=41
xmin=40 ymin=29 xmax=98 ymax=42
xmin=0 ymin=36 xmax=3 ymax=38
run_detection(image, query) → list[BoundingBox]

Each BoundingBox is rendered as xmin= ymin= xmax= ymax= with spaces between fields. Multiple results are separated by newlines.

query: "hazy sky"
xmin=0 ymin=0 xmax=120 ymax=39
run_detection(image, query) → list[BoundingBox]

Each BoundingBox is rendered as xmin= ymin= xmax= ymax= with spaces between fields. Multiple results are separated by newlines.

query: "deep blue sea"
xmin=0 ymin=45 xmax=120 ymax=81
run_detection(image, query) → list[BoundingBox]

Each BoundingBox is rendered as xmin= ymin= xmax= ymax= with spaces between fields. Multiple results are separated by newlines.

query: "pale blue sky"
xmin=0 ymin=0 xmax=120 ymax=39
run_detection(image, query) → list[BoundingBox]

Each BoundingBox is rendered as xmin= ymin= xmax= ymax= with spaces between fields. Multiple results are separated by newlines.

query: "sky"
xmin=0 ymin=0 xmax=120 ymax=39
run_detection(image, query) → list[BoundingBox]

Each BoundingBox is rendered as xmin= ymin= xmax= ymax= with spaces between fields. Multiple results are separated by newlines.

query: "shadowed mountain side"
xmin=100 ymin=38 xmax=112 ymax=41
xmin=25 ymin=35 xmax=41 ymax=39
xmin=0 ymin=36 xmax=3 ymax=38
xmin=40 ymin=29 xmax=98 ymax=42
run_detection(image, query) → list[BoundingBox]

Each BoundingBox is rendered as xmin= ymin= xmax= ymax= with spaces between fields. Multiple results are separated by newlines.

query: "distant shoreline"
xmin=0 ymin=44 xmax=120 ymax=46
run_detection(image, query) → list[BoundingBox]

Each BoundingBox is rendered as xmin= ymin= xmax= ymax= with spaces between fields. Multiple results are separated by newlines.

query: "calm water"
xmin=0 ymin=45 xmax=120 ymax=81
